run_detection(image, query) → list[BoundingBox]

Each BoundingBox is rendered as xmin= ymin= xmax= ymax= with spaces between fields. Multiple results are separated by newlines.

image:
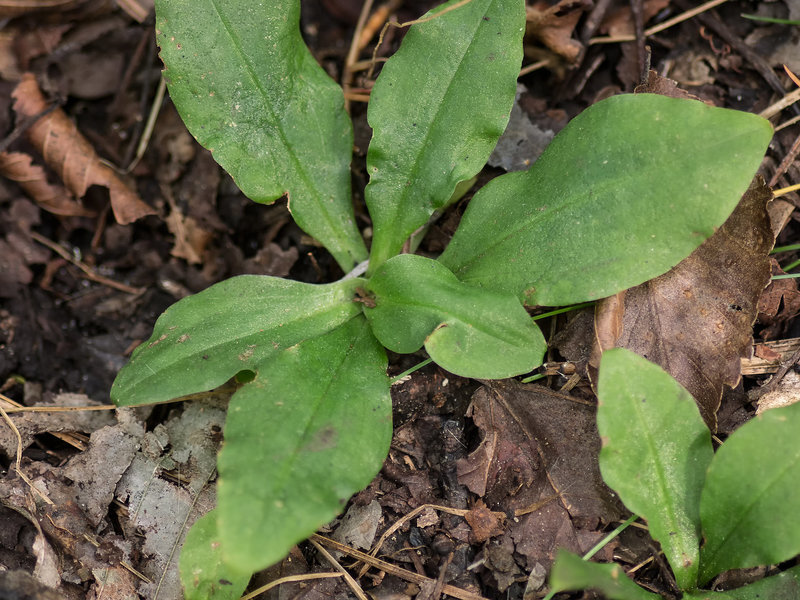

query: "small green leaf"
xmin=364 ymin=254 xmax=546 ymax=378
xmin=365 ymin=0 xmax=525 ymax=272
xmin=549 ymin=550 xmax=660 ymax=600
xmin=179 ymin=511 xmax=251 ymax=600
xmin=598 ymin=348 xmax=713 ymax=590
xmin=439 ymin=94 xmax=773 ymax=306
xmin=699 ymin=402 xmax=800 ymax=584
xmin=684 ymin=565 xmax=800 ymax=599
xmin=155 ymin=0 xmax=367 ymax=270
xmin=111 ymin=276 xmax=363 ymax=406
xmin=217 ymin=316 xmax=391 ymax=572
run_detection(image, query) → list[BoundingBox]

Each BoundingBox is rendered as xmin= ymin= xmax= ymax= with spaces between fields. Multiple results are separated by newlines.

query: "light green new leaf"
xmin=685 ymin=565 xmax=800 ymax=600
xmin=111 ymin=276 xmax=363 ymax=406
xmin=699 ymin=401 xmax=800 ymax=584
xmin=364 ymin=254 xmax=545 ymax=378
xmin=179 ymin=511 xmax=251 ymax=600
xmin=439 ymin=94 xmax=773 ymax=306
xmin=598 ymin=348 xmax=713 ymax=590
xmin=549 ymin=550 xmax=660 ymax=600
xmin=154 ymin=0 xmax=366 ymax=270
xmin=217 ymin=316 xmax=391 ymax=572
xmin=364 ymin=0 xmax=525 ymax=272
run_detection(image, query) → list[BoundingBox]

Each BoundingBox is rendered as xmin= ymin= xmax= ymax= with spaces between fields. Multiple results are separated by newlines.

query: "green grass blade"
xmin=364 ymin=254 xmax=546 ymax=378
xmin=699 ymin=402 xmax=800 ymax=584
xmin=549 ymin=550 xmax=660 ymax=600
xmin=439 ymin=94 xmax=773 ymax=306
xmin=111 ymin=276 xmax=363 ymax=406
xmin=155 ymin=0 xmax=367 ymax=270
xmin=217 ymin=316 xmax=391 ymax=572
xmin=597 ymin=348 xmax=713 ymax=590
xmin=365 ymin=0 xmax=525 ymax=272
xmin=179 ymin=511 xmax=251 ymax=600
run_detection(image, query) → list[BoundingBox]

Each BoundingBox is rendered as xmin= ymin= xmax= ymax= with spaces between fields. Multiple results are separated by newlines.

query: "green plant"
xmin=548 ymin=348 xmax=800 ymax=599
xmin=110 ymin=0 xmax=772 ymax=595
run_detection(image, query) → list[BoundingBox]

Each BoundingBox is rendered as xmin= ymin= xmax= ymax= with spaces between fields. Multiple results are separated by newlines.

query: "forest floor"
xmin=1 ymin=0 xmax=800 ymax=599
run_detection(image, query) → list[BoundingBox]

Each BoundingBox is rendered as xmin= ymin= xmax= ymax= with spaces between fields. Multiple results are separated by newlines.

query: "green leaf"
xmin=549 ymin=550 xmax=661 ymax=600
xmin=217 ymin=316 xmax=391 ymax=572
xmin=597 ymin=348 xmax=713 ymax=590
xmin=439 ymin=94 xmax=773 ymax=306
xmin=179 ymin=511 xmax=251 ymax=600
xmin=699 ymin=402 xmax=800 ymax=584
xmin=364 ymin=0 xmax=525 ymax=272
xmin=684 ymin=566 xmax=800 ymax=600
xmin=111 ymin=276 xmax=363 ymax=406
xmin=363 ymin=254 xmax=546 ymax=378
xmin=154 ymin=0 xmax=367 ymax=270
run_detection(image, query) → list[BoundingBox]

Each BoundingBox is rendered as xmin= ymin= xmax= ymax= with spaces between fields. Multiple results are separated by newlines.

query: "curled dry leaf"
xmin=594 ymin=177 xmax=774 ymax=429
xmin=11 ymin=73 xmax=155 ymax=225
xmin=0 ymin=151 xmax=95 ymax=216
xmin=526 ymin=0 xmax=591 ymax=63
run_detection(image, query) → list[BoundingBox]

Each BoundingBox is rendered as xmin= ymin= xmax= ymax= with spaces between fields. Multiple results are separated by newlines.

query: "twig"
xmin=30 ymin=231 xmax=145 ymax=295
xmin=309 ymin=537 xmax=369 ymax=600
xmin=342 ymin=0 xmax=375 ymax=112
xmin=0 ymin=405 xmax=54 ymax=505
xmin=240 ymin=573 xmax=344 ymax=600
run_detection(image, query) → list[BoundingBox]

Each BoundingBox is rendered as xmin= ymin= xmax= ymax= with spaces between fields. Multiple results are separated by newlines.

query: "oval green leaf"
xmin=364 ymin=254 xmax=545 ymax=378
xmin=439 ymin=94 xmax=773 ymax=306
xmin=364 ymin=0 xmax=525 ymax=272
xmin=598 ymin=348 xmax=713 ymax=590
xmin=549 ymin=549 xmax=660 ymax=600
xmin=699 ymin=401 xmax=800 ymax=584
xmin=155 ymin=0 xmax=366 ymax=270
xmin=179 ymin=511 xmax=251 ymax=600
xmin=111 ymin=276 xmax=363 ymax=406
xmin=217 ymin=317 xmax=391 ymax=572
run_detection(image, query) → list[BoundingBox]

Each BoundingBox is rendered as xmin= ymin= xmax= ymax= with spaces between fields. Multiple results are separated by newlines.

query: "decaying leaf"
xmin=595 ymin=177 xmax=774 ymax=429
xmin=526 ymin=0 xmax=591 ymax=63
xmin=11 ymin=73 xmax=154 ymax=225
xmin=757 ymin=259 xmax=800 ymax=340
xmin=0 ymin=151 xmax=95 ymax=217
xmin=456 ymin=381 xmax=622 ymax=573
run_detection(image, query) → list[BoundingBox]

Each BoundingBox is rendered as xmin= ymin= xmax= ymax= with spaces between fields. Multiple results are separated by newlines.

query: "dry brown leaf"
xmin=526 ymin=0 xmax=591 ymax=63
xmin=635 ymin=69 xmax=703 ymax=101
xmin=600 ymin=0 xmax=670 ymax=37
xmin=757 ymin=259 xmax=800 ymax=340
xmin=0 ymin=151 xmax=95 ymax=216
xmin=165 ymin=211 xmax=212 ymax=264
xmin=595 ymin=177 xmax=774 ymax=429
xmin=464 ymin=500 xmax=505 ymax=543
xmin=11 ymin=73 xmax=154 ymax=225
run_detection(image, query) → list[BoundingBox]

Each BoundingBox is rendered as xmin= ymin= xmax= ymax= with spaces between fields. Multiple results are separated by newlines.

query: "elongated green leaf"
xmin=155 ymin=0 xmax=366 ymax=270
xmin=598 ymin=348 xmax=713 ymax=590
xmin=549 ymin=550 xmax=660 ymax=600
xmin=363 ymin=254 xmax=545 ymax=378
xmin=684 ymin=566 xmax=800 ymax=600
xmin=217 ymin=316 xmax=391 ymax=572
xmin=364 ymin=0 xmax=525 ymax=272
xmin=180 ymin=511 xmax=251 ymax=600
xmin=439 ymin=94 xmax=773 ymax=306
xmin=699 ymin=402 xmax=800 ymax=584
xmin=111 ymin=276 xmax=363 ymax=406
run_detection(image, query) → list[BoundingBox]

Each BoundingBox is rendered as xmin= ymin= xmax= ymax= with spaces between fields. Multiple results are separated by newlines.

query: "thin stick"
xmin=240 ymin=573 xmax=343 ymax=600
xmin=774 ymin=183 xmax=800 ymax=198
xmin=760 ymin=87 xmax=800 ymax=120
xmin=519 ymin=59 xmax=551 ymax=77
xmin=30 ymin=231 xmax=145 ymax=295
xmin=309 ymin=538 xmax=369 ymax=600
xmin=589 ymin=0 xmax=729 ymax=44
xmin=311 ymin=534 xmax=489 ymax=600
xmin=125 ymin=75 xmax=167 ymax=174
xmin=0 ymin=405 xmax=54 ymax=505
xmin=343 ymin=0 xmax=376 ymax=112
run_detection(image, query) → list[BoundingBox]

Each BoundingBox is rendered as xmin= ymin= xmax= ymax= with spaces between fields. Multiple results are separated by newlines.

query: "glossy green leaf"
xmin=684 ymin=566 xmax=800 ymax=599
xmin=364 ymin=254 xmax=546 ymax=378
xmin=597 ymin=348 xmax=713 ymax=590
xmin=364 ymin=0 xmax=525 ymax=272
xmin=439 ymin=94 xmax=773 ymax=306
xmin=549 ymin=550 xmax=660 ymax=600
xmin=111 ymin=276 xmax=363 ymax=406
xmin=699 ymin=402 xmax=800 ymax=584
xmin=217 ymin=316 xmax=391 ymax=572
xmin=154 ymin=0 xmax=366 ymax=270
xmin=179 ymin=511 xmax=251 ymax=600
